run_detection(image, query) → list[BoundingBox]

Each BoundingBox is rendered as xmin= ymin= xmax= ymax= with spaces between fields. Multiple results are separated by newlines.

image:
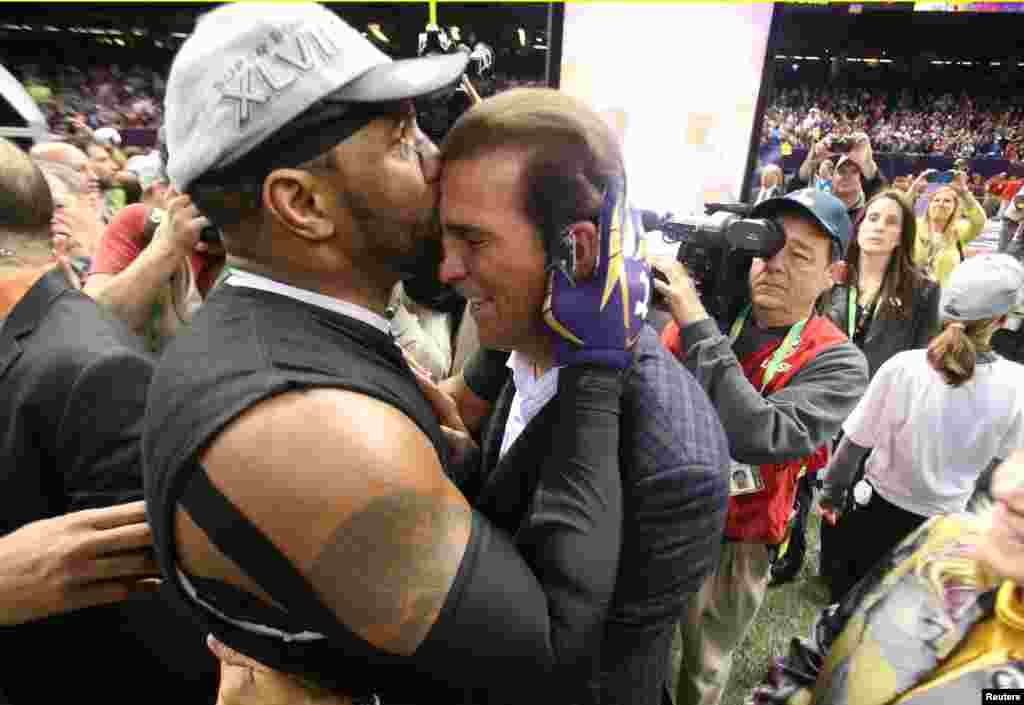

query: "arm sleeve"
xmin=462 ymin=348 xmax=512 ymax=404
xmin=957 ymin=195 xmax=987 ymax=245
xmin=418 ymin=366 xmax=623 ymax=703
xmin=999 ymin=218 xmax=1016 ymax=254
xmin=913 ymin=282 xmax=941 ymax=349
xmin=56 ymin=349 xmax=154 ymax=510
xmin=821 ymin=436 xmax=872 ymax=510
xmin=89 ymin=204 xmax=146 ymax=276
xmin=677 ymin=319 xmax=869 ymax=465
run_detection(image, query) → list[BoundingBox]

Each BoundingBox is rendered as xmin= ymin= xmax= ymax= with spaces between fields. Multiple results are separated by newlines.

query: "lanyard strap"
xmin=847 ymin=287 xmax=858 ymax=339
xmin=730 ymin=304 xmax=807 ymax=392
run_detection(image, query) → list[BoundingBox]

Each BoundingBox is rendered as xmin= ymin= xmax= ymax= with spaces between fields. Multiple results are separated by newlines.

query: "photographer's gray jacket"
xmin=674 ymin=318 xmax=868 ymax=466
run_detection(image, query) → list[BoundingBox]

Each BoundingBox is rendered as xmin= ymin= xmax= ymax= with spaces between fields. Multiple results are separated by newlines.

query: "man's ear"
xmin=263 ymin=169 xmax=335 ymax=243
xmin=566 ymin=220 xmax=599 ymax=280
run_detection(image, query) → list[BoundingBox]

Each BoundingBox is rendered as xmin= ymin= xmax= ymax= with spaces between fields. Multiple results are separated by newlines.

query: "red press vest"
xmin=661 ymin=316 xmax=848 ymax=544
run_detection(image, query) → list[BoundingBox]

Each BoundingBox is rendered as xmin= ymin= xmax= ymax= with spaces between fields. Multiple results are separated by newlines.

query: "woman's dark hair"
xmin=845 ymin=189 xmax=926 ymax=321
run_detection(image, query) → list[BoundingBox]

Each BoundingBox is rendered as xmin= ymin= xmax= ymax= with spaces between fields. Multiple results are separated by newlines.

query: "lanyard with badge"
xmin=727 ymin=304 xmax=807 ymax=497
xmin=846 ymin=287 xmax=879 ymax=341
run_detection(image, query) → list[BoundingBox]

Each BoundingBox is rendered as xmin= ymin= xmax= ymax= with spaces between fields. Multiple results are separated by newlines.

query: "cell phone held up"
xmin=926 ymin=170 xmax=956 ymax=185
xmin=829 ymin=137 xmax=853 ymax=154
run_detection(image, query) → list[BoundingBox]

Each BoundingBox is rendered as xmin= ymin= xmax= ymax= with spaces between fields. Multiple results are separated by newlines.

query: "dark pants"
xmin=829 ymin=485 xmax=929 ymax=603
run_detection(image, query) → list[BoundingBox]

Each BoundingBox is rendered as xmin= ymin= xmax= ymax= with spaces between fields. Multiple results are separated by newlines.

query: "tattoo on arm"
xmin=308 ymin=491 xmax=471 ymax=656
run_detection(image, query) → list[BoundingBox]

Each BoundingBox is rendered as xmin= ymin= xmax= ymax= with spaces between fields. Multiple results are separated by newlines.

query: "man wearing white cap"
xmin=145 ymin=4 xmax=629 ymax=703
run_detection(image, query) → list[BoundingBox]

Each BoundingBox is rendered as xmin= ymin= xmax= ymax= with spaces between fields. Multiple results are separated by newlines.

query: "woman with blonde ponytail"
xmin=820 ymin=253 xmax=1024 ymax=600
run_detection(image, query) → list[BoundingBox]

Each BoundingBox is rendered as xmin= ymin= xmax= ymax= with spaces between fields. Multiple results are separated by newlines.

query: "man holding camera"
xmin=652 ymin=189 xmax=869 ymax=705
xmin=793 ymin=133 xmax=886 ymax=224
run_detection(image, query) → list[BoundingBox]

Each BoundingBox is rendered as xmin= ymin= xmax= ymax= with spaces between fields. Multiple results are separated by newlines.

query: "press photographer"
xmin=651 ymin=189 xmax=869 ymax=705
xmin=793 ymin=132 xmax=887 ymax=223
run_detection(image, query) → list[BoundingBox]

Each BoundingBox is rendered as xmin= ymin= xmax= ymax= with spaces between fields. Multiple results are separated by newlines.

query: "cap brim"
xmin=334 ymin=52 xmax=469 ymax=103
xmin=751 ymin=197 xmax=840 ymax=251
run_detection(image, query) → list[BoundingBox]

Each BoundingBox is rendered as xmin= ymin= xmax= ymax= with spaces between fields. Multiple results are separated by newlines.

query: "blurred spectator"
xmin=814 ymin=158 xmax=834 ymax=193
xmin=753 ymin=164 xmax=784 ymax=204
xmin=85 ymin=183 xmax=223 ymax=352
xmin=0 ymin=136 xmax=218 ymax=705
xmin=29 ymin=141 xmax=100 ymax=209
xmin=910 ymin=171 xmax=987 ymax=286
xmin=762 ymin=85 xmax=1024 ymax=161
xmin=35 ymin=161 xmax=105 ymax=266
xmin=72 ymin=138 xmax=127 ymax=223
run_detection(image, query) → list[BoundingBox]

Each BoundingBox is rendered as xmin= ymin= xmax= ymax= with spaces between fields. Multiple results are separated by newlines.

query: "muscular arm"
xmin=678 ymin=320 xmax=869 ymax=465
xmin=178 ymin=375 xmax=622 ymax=696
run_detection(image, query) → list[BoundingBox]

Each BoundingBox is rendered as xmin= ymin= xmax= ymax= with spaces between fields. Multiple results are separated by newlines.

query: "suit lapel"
xmin=0 ymin=269 xmax=71 ymax=380
xmin=475 ymin=392 xmax=560 ymax=535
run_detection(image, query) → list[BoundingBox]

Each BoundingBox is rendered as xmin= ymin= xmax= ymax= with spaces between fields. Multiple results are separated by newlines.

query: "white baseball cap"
xmin=125 ymin=152 xmax=164 ymax=192
xmin=164 ymin=2 xmax=468 ymax=193
xmin=940 ymin=254 xmax=1024 ymax=323
xmin=94 ymin=126 xmax=122 ymax=147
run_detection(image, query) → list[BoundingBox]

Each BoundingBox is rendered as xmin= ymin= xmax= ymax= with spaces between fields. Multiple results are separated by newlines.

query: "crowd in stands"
xmin=763 ymin=85 xmax=1024 ymax=161
xmin=12 ymin=62 xmax=165 ymax=135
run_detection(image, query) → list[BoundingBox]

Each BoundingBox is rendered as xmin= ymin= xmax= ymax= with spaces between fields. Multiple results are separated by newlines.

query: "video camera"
xmin=649 ymin=203 xmax=786 ymax=321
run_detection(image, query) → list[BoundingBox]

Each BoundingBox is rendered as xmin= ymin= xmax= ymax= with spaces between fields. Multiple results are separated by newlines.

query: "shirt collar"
xmin=224 ymin=269 xmax=391 ymax=336
xmin=507 ymin=351 xmax=562 ymax=396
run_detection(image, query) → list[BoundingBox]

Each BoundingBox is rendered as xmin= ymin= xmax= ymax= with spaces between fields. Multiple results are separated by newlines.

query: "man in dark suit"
xmin=0 ymin=137 xmax=217 ymax=704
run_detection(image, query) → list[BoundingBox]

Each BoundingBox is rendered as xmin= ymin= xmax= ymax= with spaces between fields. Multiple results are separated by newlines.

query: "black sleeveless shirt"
xmin=143 ymin=283 xmax=456 ymax=701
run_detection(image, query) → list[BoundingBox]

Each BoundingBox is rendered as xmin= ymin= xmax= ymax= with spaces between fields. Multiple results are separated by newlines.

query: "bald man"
xmin=0 ymin=137 xmax=217 ymax=704
xmin=30 ymin=141 xmax=101 ymax=211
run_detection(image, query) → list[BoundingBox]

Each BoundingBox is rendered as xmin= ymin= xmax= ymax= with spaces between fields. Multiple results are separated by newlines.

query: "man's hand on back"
xmin=0 ymin=501 xmax=160 ymax=626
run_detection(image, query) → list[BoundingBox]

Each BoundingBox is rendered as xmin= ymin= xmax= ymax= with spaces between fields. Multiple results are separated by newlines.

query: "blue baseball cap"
xmin=751 ymin=188 xmax=853 ymax=259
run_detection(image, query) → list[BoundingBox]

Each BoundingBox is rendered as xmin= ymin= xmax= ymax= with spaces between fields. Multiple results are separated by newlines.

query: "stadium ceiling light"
xmin=368 ymin=23 xmax=389 ymax=43
xmin=45 ymin=25 xmax=58 ymax=32
xmin=517 ymin=28 xmax=526 ymax=46
xmin=534 ymin=44 xmax=548 ymax=50
xmin=792 ymin=55 xmax=804 ymax=60
xmin=991 ymin=61 xmax=1003 ymax=66
xmin=805 ymin=56 xmax=821 ymax=60
xmin=775 ymin=54 xmax=787 ymax=59
xmin=879 ymin=58 xmax=893 ymax=64
xmin=171 ymin=32 xmax=188 ymax=38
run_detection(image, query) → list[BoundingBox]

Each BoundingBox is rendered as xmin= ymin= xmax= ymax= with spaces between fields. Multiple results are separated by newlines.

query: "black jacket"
xmin=827 ymin=278 xmax=941 ymax=380
xmin=465 ymin=328 xmax=730 ymax=705
xmin=0 ymin=269 xmax=216 ymax=704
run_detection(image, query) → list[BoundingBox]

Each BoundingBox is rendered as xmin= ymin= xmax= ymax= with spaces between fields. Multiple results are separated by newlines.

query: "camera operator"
xmin=652 ymin=189 xmax=869 ymax=705
xmin=792 ymin=133 xmax=886 ymax=224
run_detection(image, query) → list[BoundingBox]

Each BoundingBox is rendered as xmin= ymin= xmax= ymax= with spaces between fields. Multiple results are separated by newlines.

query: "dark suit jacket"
xmin=827 ymin=278 xmax=941 ymax=380
xmin=0 ymin=269 xmax=216 ymax=704
xmin=465 ymin=328 xmax=730 ymax=705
